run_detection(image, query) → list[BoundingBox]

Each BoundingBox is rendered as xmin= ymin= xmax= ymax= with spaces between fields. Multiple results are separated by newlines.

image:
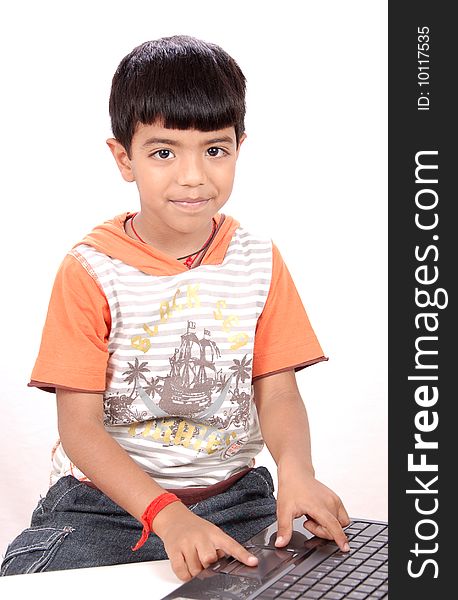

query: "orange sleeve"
xmin=29 ymin=253 xmax=111 ymax=393
xmin=252 ymin=243 xmax=328 ymax=379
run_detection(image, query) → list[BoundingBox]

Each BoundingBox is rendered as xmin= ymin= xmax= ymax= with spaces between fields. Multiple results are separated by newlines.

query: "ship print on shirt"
xmin=158 ymin=320 xmax=230 ymax=417
xmin=103 ymin=321 xmax=253 ymax=456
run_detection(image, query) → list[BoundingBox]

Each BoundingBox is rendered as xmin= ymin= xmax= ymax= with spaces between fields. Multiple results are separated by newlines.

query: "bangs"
xmin=137 ymin=57 xmax=244 ymax=133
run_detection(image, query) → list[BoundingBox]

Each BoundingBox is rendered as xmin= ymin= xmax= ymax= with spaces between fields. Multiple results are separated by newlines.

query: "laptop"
xmin=160 ymin=516 xmax=388 ymax=599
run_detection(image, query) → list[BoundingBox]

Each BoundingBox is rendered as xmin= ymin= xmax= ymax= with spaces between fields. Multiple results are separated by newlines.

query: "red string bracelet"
xmin=132 ymin=492 xmax=181 ymax=551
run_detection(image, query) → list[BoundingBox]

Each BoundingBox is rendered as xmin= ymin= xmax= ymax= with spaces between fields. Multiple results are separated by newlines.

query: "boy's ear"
xmin=236 ymin=132 xmax=247 ymax=158
xmin=106 ymin=138 xmax=135 ymax=182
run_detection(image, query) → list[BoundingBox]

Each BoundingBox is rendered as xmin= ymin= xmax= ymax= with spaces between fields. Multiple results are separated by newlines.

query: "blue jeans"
xmin=0 ymin=467 xmax=276 ymax=576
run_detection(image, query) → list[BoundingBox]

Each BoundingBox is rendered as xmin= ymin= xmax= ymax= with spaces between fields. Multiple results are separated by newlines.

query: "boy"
xmin=1 ymin=35 xmax=350 ymax=580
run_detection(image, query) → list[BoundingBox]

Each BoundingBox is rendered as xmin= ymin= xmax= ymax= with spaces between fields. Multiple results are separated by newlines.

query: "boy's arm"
xmin=253 ymin=370 xmax=350 ymax=551
xmin=56 ymin=389 xmax=258 ymax=580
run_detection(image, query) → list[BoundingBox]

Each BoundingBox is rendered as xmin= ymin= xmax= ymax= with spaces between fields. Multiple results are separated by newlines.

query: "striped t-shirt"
xmin=30 ymin=212 xmax=326 ymax=488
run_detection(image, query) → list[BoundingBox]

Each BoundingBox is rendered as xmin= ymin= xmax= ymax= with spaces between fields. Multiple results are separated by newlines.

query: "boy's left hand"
xmin=275 ymin=472 xmax=351 ymax=552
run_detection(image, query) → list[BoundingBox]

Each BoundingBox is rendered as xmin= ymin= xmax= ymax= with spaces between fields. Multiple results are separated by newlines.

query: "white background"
xmin=0 ymin=0 xmax=387 ymax=561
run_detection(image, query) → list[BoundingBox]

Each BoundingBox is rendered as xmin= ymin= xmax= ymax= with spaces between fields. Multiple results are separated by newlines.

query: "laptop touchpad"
xmin=228 ymin=548 xmax=294 ymax=578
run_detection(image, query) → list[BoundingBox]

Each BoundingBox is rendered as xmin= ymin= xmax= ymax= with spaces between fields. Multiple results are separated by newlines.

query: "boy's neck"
xmin=125 ymin=213 xmax=217 ymax=260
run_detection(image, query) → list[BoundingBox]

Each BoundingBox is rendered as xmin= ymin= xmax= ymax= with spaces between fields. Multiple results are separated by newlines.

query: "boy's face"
xmin=107 ymin=121 xmax=245 ymax=236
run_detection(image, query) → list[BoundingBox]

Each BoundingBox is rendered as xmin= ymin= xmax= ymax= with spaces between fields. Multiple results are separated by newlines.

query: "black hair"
xmin=109 ymin=35 xmax=246 ymax=156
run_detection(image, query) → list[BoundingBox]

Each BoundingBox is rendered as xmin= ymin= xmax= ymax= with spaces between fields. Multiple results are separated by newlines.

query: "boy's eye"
xmin=152 ymin=149 xmax=174 ymax=159
xmin=207 ymin=147 xmax=225 ymax=157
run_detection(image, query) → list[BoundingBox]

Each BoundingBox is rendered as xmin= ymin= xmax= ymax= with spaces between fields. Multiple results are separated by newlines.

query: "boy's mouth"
xmin=169 ymin=197 xmax=210 ymax=210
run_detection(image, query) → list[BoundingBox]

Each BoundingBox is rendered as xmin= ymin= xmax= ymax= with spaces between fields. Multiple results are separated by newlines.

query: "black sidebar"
xmin=389 ymin=2 xmax=455 ymax=598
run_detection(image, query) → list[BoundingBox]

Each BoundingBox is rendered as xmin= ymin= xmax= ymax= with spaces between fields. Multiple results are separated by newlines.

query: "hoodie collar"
xmin=75 ymin=212 xmax=239 ymax=277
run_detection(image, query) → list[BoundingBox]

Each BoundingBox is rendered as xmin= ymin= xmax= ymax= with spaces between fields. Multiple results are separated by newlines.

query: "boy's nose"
xmin=176 ymin=156 xmax=207 ymax=187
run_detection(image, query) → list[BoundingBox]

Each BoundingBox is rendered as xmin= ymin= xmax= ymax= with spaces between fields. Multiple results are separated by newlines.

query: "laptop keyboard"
xmin=259 ymin=521 xmax=388 ymax=599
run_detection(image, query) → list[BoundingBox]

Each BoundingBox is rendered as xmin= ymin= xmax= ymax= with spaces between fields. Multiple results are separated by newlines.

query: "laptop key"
xmin=318 ymin=576 xmax=341 ymax=586
xmin=326 ymin=557 xmax=348 ymax=566
xmin=345 ymin=558 xmax=363 ymax=567
xmin=348 ymin=541 xmax=364 ymax=549
xmin=286 ymin=590 xmax=321 ymax=599
xmin=287 ymin=584 xmax=308 ymax=594
xmin=259 ymin=589 xmax=283 ymax=598
xmin=354 ymin=535 xmax=371 ymax=542
xmin=294 ymin=576 xmax=322 ymax=586
xmin=270 ymin=581 xmax=291 ymax=590
xmin=321 ymin=593 xmax=345 ymax=600
xmin=315 ymin=564 xmax=335 ymax=574
xmin=349 ymin=522 xmax=367 ymax=530
xmin=333 ymin=584 xmax=353 ymax=594
xmin=365 ymin=558 xmax=384 ymax=567
xmin=312 ymin=582 xmax=333 ymax=592
xmin=352 ymin=551 xmax=374 ymax=561
xmin=368 ymin=571 xmax=387 ymax=581
xmin=290 ymin=563 xmax=323 ymax=578
xmin=355 ymin=583 xmax=377 ymax=594
xmin=365 ymin=577 xmax=386 ymax=587
xmin=281 ymin=575 xmax=300 ymax=584
xmin=370 ymin=591 xmax=387 ymax=599
xmin=340 ymin=577 xmax=365 ymax=588
xmin=332 ymin=564 xmax=357 ymax=574
xmin=358 ymin=564 xmax=376 ymax=574
xmin=345 ymin=529 xmax=362 ymax=536
xmin=332 ymin=569 xmax=353 ymax=580
xmin=346 ymin=570 xmax=368 ymax=581
xmin=277 ymin=591 xmax=302 ymax=599
xmin=361 ymin=524 xmax=387 ymax=536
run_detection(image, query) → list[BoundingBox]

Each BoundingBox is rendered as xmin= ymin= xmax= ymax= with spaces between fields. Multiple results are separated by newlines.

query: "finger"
xmin=221 ymin=537 xmax=258 ymax=567
xmin=184 ymin=547 xmax=205 ymax=578
xmin=304 ymin=515 xmax=350 ymax=552
xmin=338 ymin=503 xmax=351 ymax=527
xmin=169 ymin=551 xmax=193 ymax=582
xmin=197 ymin=544 xmax=220 ymax=569
xmin=275 ymin=510 xmax=293 ymax=547
xmin=216 ymin=549 xmax=226 ymax=560
xmin=303 ymin=518 xmax=333 ymax=540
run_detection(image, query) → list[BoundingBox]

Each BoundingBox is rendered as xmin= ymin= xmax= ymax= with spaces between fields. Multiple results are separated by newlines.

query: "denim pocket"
xmin=250 ymin=466 xmax=275 ymax=494
xmin=0 ymin=526 xmax=74 ymax=576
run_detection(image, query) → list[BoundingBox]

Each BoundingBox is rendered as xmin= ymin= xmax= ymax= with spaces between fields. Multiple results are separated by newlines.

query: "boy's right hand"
xmin=152 ymin=501 xmax=258 ymax=581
